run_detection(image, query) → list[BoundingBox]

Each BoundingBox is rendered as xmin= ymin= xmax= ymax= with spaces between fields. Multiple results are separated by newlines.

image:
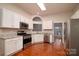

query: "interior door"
xmin=70 ymin=19 xmax=79 ymax=55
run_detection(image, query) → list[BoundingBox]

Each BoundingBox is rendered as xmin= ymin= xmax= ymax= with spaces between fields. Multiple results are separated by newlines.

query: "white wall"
xmin=52 ymin=12 xmax=73 ymax=22
xmin=40 ymin=12 xmax=73 ymax=24
xmin=0 ymin=3 xmax=31 ymax=18
xmin=71 ymin=4 xmax=79 ymax=19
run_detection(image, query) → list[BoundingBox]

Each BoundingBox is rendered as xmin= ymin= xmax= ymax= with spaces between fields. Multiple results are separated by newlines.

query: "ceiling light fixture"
xmin=37 ymin=3 xmax=46 ymax=11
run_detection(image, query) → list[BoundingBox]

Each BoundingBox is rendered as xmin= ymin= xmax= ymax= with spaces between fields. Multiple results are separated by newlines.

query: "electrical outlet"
xmin=69 ymin=49 xmax=77 ymax=56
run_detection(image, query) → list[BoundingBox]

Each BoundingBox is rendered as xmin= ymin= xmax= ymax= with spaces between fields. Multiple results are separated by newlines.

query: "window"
xmin=33 ymin=17 xmax=41 ymax=21
xmin=33 ymin=16 xmax=42 ymax=31
xmin=33 ymin=24 xmax=42 ymax=31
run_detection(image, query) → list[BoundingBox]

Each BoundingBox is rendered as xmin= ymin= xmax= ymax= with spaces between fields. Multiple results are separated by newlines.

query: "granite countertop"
xmin=26 ymin=31 xmax=53 ymax=34
xmin=0 ymin=35 xmax=22 ymax=39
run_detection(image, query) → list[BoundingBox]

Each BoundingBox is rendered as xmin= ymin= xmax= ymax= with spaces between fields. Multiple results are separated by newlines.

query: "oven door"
xmin=23 ymin=35 xmax=32 ymax=49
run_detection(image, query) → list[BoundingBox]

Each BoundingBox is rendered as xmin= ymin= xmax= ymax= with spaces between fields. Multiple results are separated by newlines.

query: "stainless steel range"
xmin=17 ymin=31 xmax=31 ymax=49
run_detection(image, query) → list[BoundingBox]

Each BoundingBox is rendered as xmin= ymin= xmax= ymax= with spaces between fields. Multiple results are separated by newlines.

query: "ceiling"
xmin=15 ymin=3 xmax=78 ymax=16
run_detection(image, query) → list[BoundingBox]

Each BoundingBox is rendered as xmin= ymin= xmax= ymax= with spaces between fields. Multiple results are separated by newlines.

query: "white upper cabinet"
xmin=13 ymin=13 xmax=20 ymax=28
xmin=0 ymin=8 xmax=21 ymax=28
xmin=43 ymin=20 xmax=52 ymax=29
xmin=0 ymin=8 xmax=32 ymax=29
xmin=0 ymin=8 xmax=14 ymax=28
xmin=20 ymin=15 xmax=33 ymax=29
xmin=20 ymin=16 xmax=26 ymax=23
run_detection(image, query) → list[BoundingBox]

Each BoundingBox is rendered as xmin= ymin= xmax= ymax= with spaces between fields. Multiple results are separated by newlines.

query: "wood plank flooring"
xmin=15 ymin=43 xmax=67 ymax=56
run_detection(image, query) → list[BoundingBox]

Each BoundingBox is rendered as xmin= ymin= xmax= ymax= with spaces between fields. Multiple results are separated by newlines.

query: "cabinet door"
xmin=37 ymin=34 xmax=44 ymax=42
xmin=5 ymin=38 xmax=17 ymax=56
xmin=13 ymin=13 xmax=20 ymax=28
xmin=20 ymin=16 xmax=26 ymax=23
xmin=43 ymin=20 xmax=52 ymax=29
xmin=17 ymin=37 xmax=23 ymax=51
xmin=2 ymin=9 xmax=14 ymax=28
xmin=32 ymin=34 xmax=44 ymax=43
xmin=32 ymin=35 xmax=36 ymax=43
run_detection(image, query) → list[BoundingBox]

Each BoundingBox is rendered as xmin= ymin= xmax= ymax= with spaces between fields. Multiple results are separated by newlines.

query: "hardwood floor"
xmin=15 ymin=43 xmax=68 ymax=56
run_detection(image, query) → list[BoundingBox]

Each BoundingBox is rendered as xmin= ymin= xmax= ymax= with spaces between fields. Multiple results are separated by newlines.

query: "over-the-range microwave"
xmin=20 ymin=22 xmax=28 ymax=29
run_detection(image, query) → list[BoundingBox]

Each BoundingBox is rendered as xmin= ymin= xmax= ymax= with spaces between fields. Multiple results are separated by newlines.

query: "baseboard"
xmin=8 ymin=49 xmax=23 ymax=56
xmin=31 ymin=42 xmax=53 ymax=45
xmin=31 ymin=42 xmax=44 ymax=45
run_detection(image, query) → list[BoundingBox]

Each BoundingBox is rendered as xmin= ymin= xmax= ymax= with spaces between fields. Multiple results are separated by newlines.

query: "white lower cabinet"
xmin=17 ymin=37 xmax=23 ymax=51
xmin=0 ymin=36 xmax=23 ymax=56
xmin=5 ymin=38 xmax=17 ymax=55
xmin=32 ymin=34 xmax=44 ymax=43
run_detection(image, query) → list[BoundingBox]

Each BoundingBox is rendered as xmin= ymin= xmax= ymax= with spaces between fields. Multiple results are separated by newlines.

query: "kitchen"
xmin=0 ymin=3 xmax=79 ymax=56
xmin=0 ymin=7 xmax=53 ymax=56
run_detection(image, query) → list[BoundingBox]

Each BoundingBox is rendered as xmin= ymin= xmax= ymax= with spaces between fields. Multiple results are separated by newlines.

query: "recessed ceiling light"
xmin=37 ymin=3 xmax=46 ymax=11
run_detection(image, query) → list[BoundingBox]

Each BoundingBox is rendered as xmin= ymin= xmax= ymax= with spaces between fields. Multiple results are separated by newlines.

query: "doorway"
xmin=53 ymin=22 xmax=67 ymax=48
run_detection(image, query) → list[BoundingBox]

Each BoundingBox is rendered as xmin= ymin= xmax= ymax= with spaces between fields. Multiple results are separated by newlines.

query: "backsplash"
xmin=0 ymin=28 xmax=53 ymax=37
xmin=0 ymin=29 xmax=17 ymax=37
